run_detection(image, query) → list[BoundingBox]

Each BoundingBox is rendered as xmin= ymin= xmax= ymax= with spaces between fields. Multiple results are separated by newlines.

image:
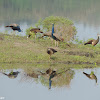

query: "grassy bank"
xmin=0 ymin=33 xmax=100 ymax=65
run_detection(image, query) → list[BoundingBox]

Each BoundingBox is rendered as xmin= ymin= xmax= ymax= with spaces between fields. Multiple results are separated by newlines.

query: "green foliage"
xmin=36 ymin=16 xmax=77 ymax=41
xmin=26 ymin=26 xmax=35 ymax=37
xmin=75 ymin=38 xmax=83 ymax=44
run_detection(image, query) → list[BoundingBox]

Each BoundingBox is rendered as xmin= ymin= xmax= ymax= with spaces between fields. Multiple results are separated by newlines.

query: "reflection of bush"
xmin=38 ymin=69 xmax=75 ymax=88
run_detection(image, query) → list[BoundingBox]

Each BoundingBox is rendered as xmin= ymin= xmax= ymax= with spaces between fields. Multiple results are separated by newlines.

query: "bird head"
xmin=47 ymin=48 xmax=51 ymax=51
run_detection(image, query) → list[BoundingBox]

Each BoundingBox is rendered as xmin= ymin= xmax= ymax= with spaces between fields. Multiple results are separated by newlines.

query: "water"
xmin=0 ymin=0 xmax=100 ymax=40
xmin=0 ymin=1 xmax=100 ymax=99
xmin=0 ymin=68 xmax=100 ymax=100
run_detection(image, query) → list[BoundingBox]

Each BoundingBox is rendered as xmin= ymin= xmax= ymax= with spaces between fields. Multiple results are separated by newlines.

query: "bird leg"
xmin=57 ymin=41 xmax=59 ymax=47
xmin=55 ymin=40 xmax=57 ymax=47
xmin=35 ymin=34 xmax=36 ymax=39
xmin=50 ymin=38 xmax=53 ymax=45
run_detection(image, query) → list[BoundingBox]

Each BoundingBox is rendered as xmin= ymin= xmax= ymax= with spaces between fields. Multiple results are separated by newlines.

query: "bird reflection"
xmin=49 ymin=70 xmax=57 ymax=89
xmin=2 ymin=71 xmax=20 ymax=79
xmin=83 ymin=71 xmax=97 ymax=83
xmin=26 ymin=72 xmax=39 ymax=78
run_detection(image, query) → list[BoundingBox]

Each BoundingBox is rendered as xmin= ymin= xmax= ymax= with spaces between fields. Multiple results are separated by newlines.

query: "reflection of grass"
xmin=0 ymin=33 xmax=100 ymax=66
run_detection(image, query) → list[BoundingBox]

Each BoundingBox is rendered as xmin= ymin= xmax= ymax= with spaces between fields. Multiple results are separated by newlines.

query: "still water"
xmin=0 ymin=1 xmax=100 ymax=100
xmin=0 ymin=68 xmax=100 ymax=100
xmin=0 ymin=0 xmax=100 ymax=40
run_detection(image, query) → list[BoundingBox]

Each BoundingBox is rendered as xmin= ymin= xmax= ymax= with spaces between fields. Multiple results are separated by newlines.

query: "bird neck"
xmin=97 ymin=36 xmax=99 ymax=42
xmin=52 ymin=24 xmax=54 ymax=36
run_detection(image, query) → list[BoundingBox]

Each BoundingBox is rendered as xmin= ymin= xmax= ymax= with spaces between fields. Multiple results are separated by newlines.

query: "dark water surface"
xmin=0 ymin=68 xmax=100 ymax=100
xmin=0 ymin=0 xmax=100 ymax=40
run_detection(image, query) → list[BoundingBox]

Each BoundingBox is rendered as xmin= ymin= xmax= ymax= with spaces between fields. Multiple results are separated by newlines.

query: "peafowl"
xmin=51 ymin=24 xmax=61 ymax=47
xmin=47 ymin=48 xmax=57 ymax=59
xmin=27 ymin=28 xmax=43 ymax=39
xmin=2 ymin=71 xmax=20 ymax=79
xmin=49 ymin=70 xmax=57 ymax=89
xmin=83 ymin=71 xmax=97 ymax=84
xmin=5 ymin=23 xmax=22 ymax=32
xmin=84 ymin=34 xmax=100 ymax=46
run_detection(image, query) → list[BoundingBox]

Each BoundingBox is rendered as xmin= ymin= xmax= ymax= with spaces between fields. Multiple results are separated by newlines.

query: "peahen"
xmin=27 ymin=28 xmax=43 ymax=39
xmin=84 ymin=34 xmax=100 ymax=46
xmin=47 ymin=48 xmax=57 ymax=59
xmin=83 ymin=71 xmax=97 ymax=84
xmin=2 ymin=71 xmax=20 ymax=79
xmin=5 ymin=23 xmax=22 ymax=32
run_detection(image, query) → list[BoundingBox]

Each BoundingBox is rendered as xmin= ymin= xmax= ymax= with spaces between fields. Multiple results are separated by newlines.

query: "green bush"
xmin=35 ymin=16 xmax=77 ymax=42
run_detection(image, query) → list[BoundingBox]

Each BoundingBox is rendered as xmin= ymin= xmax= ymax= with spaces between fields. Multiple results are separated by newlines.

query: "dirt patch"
xmin=63 ymin=51 xmax=94 ymax=58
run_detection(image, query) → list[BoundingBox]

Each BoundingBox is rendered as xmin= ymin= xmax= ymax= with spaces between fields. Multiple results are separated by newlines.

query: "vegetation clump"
xmin=26 ymin=16 xmax=77 ymax=41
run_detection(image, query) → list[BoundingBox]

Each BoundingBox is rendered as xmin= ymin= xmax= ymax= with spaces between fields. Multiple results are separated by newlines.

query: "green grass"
xmin=0 ymin=33 xmax=100 ymax=67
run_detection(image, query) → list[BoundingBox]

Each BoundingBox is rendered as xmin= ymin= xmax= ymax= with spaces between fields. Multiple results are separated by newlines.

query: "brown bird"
xmin=84 ymin=34 xmax=100 ymax=46
xmin=27 ymin=28 xmax=43 ymax=39
xmin=47 ymin=48 xmax=57 ymax=59
xmin=46 ymin=68 xmax=52 ymax=75
xmin=83 ymin=71 xmax=97 ymax=83
xmin=5 ymin=23 xmax=22 ymax=32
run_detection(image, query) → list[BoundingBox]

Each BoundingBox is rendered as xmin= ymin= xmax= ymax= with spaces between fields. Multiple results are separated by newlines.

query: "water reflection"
xmin=83 ymin=71 xmax=97 ymax=84
xmin=0 ymin=67 xmax=100 ymax=100
xmin=1 ymin=71 xmax=20 ymax=79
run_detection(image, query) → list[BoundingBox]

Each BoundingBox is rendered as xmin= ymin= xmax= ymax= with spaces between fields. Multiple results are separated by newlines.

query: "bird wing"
xmin=10 ymin=23 xmax=18 ymax=27
xmin=91 ymin=74 xmax=97 ymax=83
xmin=50 ymin=48 xmax=57 ymax=53
xmin=53 ymin=33 xmax=63 ymax=41
xmin=30 ymin=28 xmax=40 ymax=32
xmin=85 ymin=40 xmax=94 ymax=44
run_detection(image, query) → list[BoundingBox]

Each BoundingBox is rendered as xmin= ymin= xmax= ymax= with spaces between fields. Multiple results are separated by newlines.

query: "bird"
xmin=83 ymin=71 xmax=97 ymax=83
xmin=41 ymin=31 xmax=64 ymax=44
xmin=26 ymin=71 xmax=38 ymax=78
xmin=84 ymin=34 xmax=100 ymax=46
xmin=46 ymin=68 xmax=52 ymax=75
xmin=49 ymin=70 xmax=57 ymax=89
xmin=27 ymin=28 xmax=43 ymax=39
xmin=5 ymin=23 xmax=22 ymax=32
xmin=47 ymin=48 xmax=57 ymax=59
xmin=51 ymin=24 xmax=61 ymax=47
xmin=2 ymin=71 xmax=20 ymax=79
xmin=51 ymin=24 xmax=69 ymax=47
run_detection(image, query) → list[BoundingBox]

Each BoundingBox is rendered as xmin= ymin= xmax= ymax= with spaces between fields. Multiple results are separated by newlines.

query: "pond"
xmin=0 ymin=0 xmax=100 ymax=40
xmin=0 ymin=67 xmax=100 ymax=100
xmin=0 ymin=1 xmax=100 ymax=100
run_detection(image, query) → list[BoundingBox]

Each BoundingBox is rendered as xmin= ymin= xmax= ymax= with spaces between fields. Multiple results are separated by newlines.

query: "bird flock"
xmin=5 ymin=23 xmax=100 ymax=59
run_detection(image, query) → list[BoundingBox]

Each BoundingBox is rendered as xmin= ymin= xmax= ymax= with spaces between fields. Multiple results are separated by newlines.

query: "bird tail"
xmin=5 ymin=26 xmax=10 ymax=27
xmin=2 ymin=72 xmax=8 ymax=76
xmin=84 ymin=43 xmax=87 ymax=45
xmin=83 ymin=72 xmax=90 ymax=77
xmin=83 ymin=72 xmax=88 ymax=75
xmin=40 ymin=31 xmax=43 ymax=33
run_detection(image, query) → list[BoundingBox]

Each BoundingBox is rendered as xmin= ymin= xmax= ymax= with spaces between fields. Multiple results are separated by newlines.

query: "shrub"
xmin=35 ymin=16 xmax=77 ymax=42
